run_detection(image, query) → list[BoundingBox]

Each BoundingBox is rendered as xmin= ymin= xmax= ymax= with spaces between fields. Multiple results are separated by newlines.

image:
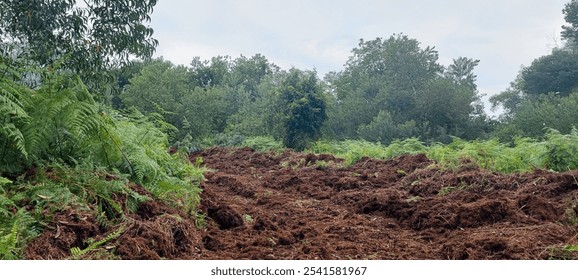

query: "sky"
xmin=149 ymin=0 xmax=569 ymax=113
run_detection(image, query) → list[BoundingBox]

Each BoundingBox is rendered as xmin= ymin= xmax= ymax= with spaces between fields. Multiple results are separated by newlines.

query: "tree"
xmin=520 ymin=49 xmax=578 ymax=96
xmin=229 ymin=54 xmax=279 ymax=95
xmin=0 ymin=0 xmax=158 ymax=77
xmin=357 ymin=111 xmax=419 ymax=144
xmin=279 ymin=69 xmax=327 ymax=150
xmin=493 ymin=92 xmax=578 ymax=140
xmin=562 ymin=0 xmax=578 ymax=44
xmin=324 ymin=34 xmax=487 ymax=142
xmin=415 ymin=78 xmax=478 ymax=141
xmin=445 ymin=57 xmax=480 ymax=91
xmin=189 ymin=56 xmax=231 ymax=88
xmin=324 ymin=34 xmax=443 ymax=140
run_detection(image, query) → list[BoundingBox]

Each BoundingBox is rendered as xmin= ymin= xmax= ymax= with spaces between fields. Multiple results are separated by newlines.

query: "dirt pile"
xmin=191 ymin=147 xmax=578 ymax=260
xmin=25 ymin=184 xmax=202 ymax=260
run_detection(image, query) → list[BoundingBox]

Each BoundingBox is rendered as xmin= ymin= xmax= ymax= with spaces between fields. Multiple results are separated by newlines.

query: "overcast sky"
xmin=149 ymin=0 xmax=568 ymax=108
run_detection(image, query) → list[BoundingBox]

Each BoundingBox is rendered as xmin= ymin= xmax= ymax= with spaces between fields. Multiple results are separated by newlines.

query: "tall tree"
xmin=279 ymin=69 xmax=327 ymax=150
xmin=324 ymin=34 xmax=445 ymax=140
xmin=562 ymin=0 xmax=578 ymax=44
xmin=0 ymin=0 xmax=158 ymax=77
xmin=520 ymin=49 xmax=578 ymax=96
xmin=445 ymin=57 xmax=480 ymax=91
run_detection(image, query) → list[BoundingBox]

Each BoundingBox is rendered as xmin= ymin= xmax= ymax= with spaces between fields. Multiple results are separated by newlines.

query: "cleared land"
xmin=26 ymin=147 xmax=578 ymax=259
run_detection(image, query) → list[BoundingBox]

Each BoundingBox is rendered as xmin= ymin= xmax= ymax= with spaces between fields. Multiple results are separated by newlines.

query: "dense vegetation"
xmin=1 ymin=0 xmax=578 ymax=259
xmin=0 ymin=0 xmax=202 ymax=259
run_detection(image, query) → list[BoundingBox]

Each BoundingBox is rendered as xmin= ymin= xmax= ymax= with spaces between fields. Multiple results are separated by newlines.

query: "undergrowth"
xmin=308 ymin=129 xmax=578 ymax=173
xmin=0 ymin=60 xmax=204 ymax=259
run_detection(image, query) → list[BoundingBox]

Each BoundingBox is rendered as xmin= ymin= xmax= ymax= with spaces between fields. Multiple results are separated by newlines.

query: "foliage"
xmin=0 ymin=62 xmax=101 ymax=172
xmin=520 ymin=49 xmax=578 ymax=96
xmin=90 ymin=109 xmax=204 ymax=215
xmin=311 ymin=128 xmax=578 ymax=173
xmin=543 ymin=128 xmax=578 ymax=171
xmin=309 ymin=138 xmax=425 ymax=166
xmin=0 ymin=208 xmax=37 ymax=260
xmin=242 ymin=136 xmax=284 ymax=152
xmin=0 ymin=65 xmax=30 ymax=172
xmin=357 ymin=110 xmax=419 ymax=144
xmin=0 ymin=62 xmax=204 ymax=258
xmin=322 ymin=34 xmax=486 ymax=143
xmin=493 ymin=92 xmax=578 ymax=140
xmin=121 ymin=58 xmax=240 ymax=143
xmin=426 ymin=137 xmax=546 ymax=173
xmin=69 ymin=225 xmax=125 ymax=259
xmin=278 ymin=68 xmax=327 ymax=150
xmin=562 ymin=0 xmax=578 ymax=44
xmin=0 ymin=0 xmax=158 ymax=76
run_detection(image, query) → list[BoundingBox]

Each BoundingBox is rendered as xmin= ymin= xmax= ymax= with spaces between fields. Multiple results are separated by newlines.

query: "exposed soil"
xmin=24 ymin=147 xmax=578 ymax=259
xmin=191 ymin=147 xmax=578 ymax=260
xmin=25 ymin=184 xmax=203 ymax=260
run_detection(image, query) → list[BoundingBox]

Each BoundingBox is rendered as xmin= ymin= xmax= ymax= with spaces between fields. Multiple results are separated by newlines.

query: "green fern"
xmin=0 ymin=209 xmax=38 ymax=260
xmin=0 ymin=72 xmax=31 ymax=171
xmin=69 ymin=226 xmax=125 ymax=259
xmin=23 ymin=74 xmax=101 ymax=163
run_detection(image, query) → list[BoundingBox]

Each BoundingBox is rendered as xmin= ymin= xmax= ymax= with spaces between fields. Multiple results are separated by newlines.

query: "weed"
xmin=406 ymin=196 xmax=421 ymax=203
xmin=243 ymin=214 xmax=254 ymax=223
xmin=438 ymin=183 xmax=468 ymax=196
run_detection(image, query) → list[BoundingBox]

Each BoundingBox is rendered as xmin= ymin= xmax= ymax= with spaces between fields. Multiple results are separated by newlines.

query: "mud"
xmin=24 ymin=147 xmax=578 ymax=259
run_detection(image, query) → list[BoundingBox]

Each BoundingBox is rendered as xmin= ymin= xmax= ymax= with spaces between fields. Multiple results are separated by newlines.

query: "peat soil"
xmin=191 ymin=147 xmax=578 ymax=260
xmin=24 ymin=147 xmax=578 ymax=259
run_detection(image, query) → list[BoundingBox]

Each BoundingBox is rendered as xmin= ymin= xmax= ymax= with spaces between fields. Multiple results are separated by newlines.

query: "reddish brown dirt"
xmin=23 ymin=147 xmax=578 ymax=259
xmin=191 ymin=147 xmax=578 ymax=260
xmin=25 ymin=184 xmax=203 ymax=260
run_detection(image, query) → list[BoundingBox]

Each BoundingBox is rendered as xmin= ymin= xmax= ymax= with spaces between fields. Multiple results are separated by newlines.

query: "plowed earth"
xmin=192 ymin=147 xmax=578 ymax=260
xmin=25 ymin=147 xmax=578 ymax=259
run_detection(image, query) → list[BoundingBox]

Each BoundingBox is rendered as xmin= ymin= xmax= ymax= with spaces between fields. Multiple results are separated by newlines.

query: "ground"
xmin=25 ymin=147 xmax=578 ymax=259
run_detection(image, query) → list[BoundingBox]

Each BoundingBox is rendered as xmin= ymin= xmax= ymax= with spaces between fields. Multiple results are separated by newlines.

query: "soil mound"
xmin=25 ymin=184 xmax=202 ymax=260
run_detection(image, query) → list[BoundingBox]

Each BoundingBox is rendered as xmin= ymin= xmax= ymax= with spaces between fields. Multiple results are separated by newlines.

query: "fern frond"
xmin=69 ymin=225 xmax=124 ymax=259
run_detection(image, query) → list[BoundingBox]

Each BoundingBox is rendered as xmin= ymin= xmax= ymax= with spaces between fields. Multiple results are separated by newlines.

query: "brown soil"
xmin=24 ymin=147 xmax=578 ymax=259
xmin=25 ymin=184 xmax=203 ymax=260
xmin=191 ymin=147 xmax=578 ymax=260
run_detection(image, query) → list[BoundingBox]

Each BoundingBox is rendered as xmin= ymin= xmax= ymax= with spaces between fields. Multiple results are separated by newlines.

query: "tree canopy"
xmin=0 ymin=0 xmax=158 ymax=76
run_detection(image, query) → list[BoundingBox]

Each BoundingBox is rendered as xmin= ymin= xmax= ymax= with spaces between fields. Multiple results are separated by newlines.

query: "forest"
xmin=1 ymin=0 xmax=578 ymax=260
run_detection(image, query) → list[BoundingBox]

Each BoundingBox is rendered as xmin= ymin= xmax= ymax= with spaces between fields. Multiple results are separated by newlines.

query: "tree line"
xmin=116 ymin=0 xmax=578 ymax=151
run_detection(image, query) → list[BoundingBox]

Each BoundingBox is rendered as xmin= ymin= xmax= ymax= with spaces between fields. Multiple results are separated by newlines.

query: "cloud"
xmin=149 ymin=0 xmax=569 ymax=102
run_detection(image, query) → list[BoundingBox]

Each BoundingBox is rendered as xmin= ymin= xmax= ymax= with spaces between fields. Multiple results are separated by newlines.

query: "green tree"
xmin=323 ymin=34 xmax=442 ymax=140
xmin=520 ymin=49 xmax=578 ymax=96
xmin=324 ymin=34 xmax=486 ymax=142
xmin=229 ymin=54 xmax=279 ymax=95
xmin=279 ymin=69 xmax=327 ymax=150
xmin=414 ymin=78 xmax=479 ymax=141
xmin=562 ymin=0 xmax=578 ymax=44
xmin=121 ymin=58 xmax=236 ymax=143
xmin=120 ymin=59 xmax=187 ymax=123
xmin=445 ymin=57 xmax=480 ymax=91
xmin=189 ymin=56 xmax=231 ymax=88
xmin=493 ymin=92 xmax=578 ymax=140
xmin=0 ymin=0 xmax=158 ymax=86
xmin=357 ymin=111 xmax=419 ymax=144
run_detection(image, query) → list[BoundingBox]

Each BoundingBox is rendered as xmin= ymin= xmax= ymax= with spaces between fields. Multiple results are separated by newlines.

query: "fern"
xmin=0 ymin=71 xmax=31 ymax=171
xmin=0 ymin=176 xmax=16 ymax=219
xmin=23 ymin=74 xmax=101 ymax=164
xmin=69 ymin=225 xmax=125 ymax=259
xmin=0 ymin=209 xmax=38 ymax=260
